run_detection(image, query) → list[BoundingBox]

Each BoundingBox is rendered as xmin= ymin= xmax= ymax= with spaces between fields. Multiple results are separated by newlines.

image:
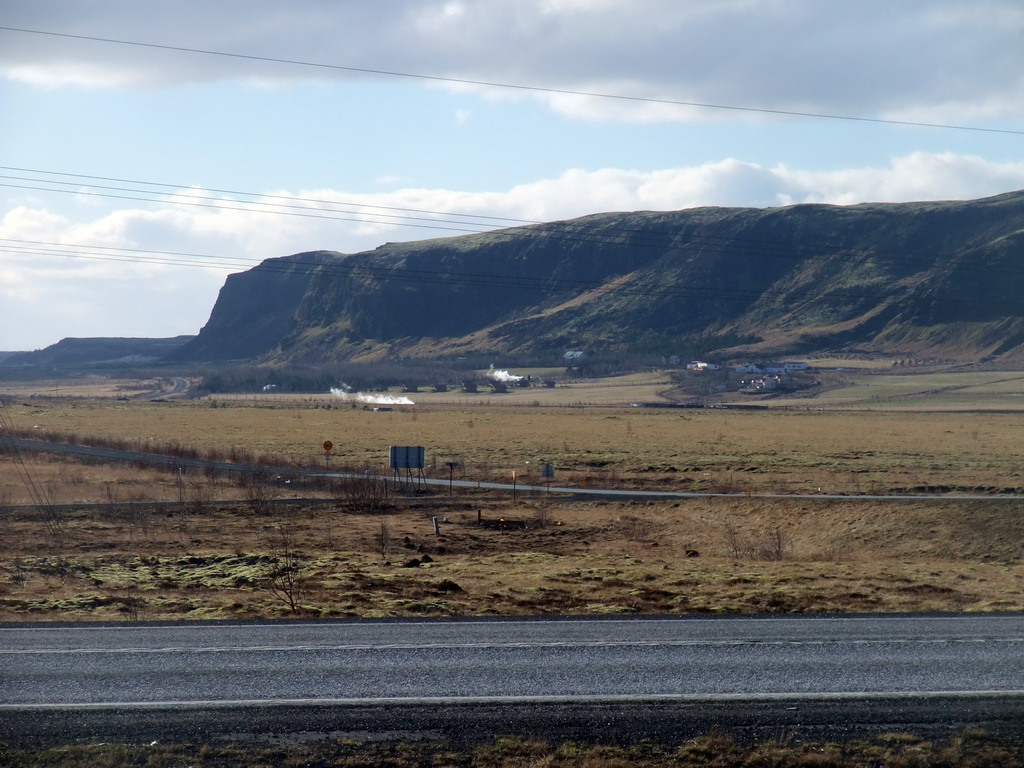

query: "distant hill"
xmin=147 ymin=190 xmax=1024 ymax=364
xmin=4 ymin=336 xmax=195 ymax=368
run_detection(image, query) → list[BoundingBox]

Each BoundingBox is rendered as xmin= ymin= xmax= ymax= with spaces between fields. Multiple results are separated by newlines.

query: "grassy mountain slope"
xmin=5 ymin=336 xmax=194 ymax=367
xmin=171 ymin=191 xmax=1024 ymax=364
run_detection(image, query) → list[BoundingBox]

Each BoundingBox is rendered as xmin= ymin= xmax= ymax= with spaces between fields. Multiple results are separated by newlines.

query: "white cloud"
xmin=3 ymin=1 xmax=1022 ymax=124
xmin=2 ymin=151 xmax=1023 ymax=349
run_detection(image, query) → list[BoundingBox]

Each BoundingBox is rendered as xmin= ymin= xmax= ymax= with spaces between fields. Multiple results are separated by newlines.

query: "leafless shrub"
xmin=184 ymin=475 xmax=215 ymax=515
xmin=758 ymin=527 xmax=791 ymax=561
xmin=99 ymin=483 xmax=155 ymax=540
xmin=4 ymin=558 xmax=30 ymax=588
xmin=103 ymin=481 xmax=121 ymax=506
xmin=261 ymin=519 xmax=306 ymax=612
xmin=618 ymin=514 xmax=658 ymax=542
xmin=240 ymin=471 xmax=279 ymax=516
xmin=332 ymin=470 xmax=391 ymax=515
xmin=377 ymin=517 xmax=393 ymax=563
xmin=724 ymin=522 xmax=791 ymax=561
xmin=116 ymin=595 xmax=147 ymax=622
xmin=724 ymin=521 xmax=755 ymax=559
xmin=38 ymin=557 xmax=73 ymax=586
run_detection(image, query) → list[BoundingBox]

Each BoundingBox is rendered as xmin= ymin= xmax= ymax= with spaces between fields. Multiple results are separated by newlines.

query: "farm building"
xmin=735 ymin=361 xmax=807 ymax=374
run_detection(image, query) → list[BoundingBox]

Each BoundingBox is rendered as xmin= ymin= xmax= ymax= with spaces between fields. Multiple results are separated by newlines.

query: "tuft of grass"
xmin=3 ymin=731 xmax=1024 ymax=767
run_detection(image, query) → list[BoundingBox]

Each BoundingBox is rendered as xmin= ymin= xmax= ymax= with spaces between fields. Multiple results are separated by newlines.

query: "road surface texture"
xmin=3 ymin=615 xmax=1024 ymax=746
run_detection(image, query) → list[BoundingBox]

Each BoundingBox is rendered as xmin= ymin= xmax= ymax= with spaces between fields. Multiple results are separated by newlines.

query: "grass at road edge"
xmin=3 ymin=731 xmax=1024 ymax=767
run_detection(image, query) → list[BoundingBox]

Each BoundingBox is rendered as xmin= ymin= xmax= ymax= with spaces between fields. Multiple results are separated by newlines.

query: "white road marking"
xmin=3 ymin=637 xmax=1021 ymax=655
xmin=3 ymin=690 xmax=1024 ymax=710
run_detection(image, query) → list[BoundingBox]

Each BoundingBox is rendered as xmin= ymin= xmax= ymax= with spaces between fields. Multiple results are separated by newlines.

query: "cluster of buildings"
xmin=733 ymin=361 xmax=809 ymax=374
xmin=732 ymin=362 xmax=809 ymax=392
xmin=681 ymin=359 xmax=809 ymax=373
xmin=683 ymin=360 xmax=811 ymax=393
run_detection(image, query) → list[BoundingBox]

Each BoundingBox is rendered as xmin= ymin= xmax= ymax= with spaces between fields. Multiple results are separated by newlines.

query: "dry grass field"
xmin=783 ymin=370 xmax=1024 ymax=411
xmin=6 ymin=394 xmax=1024 ymax=497
xmin=3 ymin=369 xmax=1024 ymax=622
xmin=6 ymin=731 xmax=1024 ymax=768
xmin=4 ymin=488 xmax=1024 ymax=622
xmin=0 ymin=376 xmax=175 ymax=400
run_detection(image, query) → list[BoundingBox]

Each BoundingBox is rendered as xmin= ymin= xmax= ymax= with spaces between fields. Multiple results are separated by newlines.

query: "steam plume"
xmin=489 ymin=369 xmax=523 ymax=382
xmin=330 ymin=385 xmax=414 ymax=406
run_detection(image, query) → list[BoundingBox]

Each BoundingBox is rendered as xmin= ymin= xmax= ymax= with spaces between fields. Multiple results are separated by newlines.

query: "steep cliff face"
xmin=167 ymin=251 xmax=339 ymax=362
xmin=169 ymin=191 xmax=1024 ymax=363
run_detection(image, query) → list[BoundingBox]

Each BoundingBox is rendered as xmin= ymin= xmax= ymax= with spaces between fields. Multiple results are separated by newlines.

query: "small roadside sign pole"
xmin=446 ymin=461 xmax=460 ymax=496
xmin=323 ymin=440 xmax=333 ymax=469
xmin=543 ymin=462 xmax=555 ymax=494
xmin=512 ymin=470 xmax=517 ymax=503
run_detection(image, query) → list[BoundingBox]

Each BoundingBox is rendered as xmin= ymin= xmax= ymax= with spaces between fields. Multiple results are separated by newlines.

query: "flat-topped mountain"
xmin=103 ymin=191 xmax=1024 ymax=364
xmin=5 ymin=336 xmax=195 ymax=368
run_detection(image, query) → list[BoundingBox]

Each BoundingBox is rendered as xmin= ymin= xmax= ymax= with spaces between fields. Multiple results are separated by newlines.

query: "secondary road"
xmin=4 ymin=615 xmax=1024 ymax=745
xmin=2 ymin=435 xmax=1020 ymax=502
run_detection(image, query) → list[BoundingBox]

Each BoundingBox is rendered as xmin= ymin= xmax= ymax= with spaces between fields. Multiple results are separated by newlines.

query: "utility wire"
xmin=4 ymin=165 xmax=1022 ymax=282
xmin=0 ymin=179 xmax=502 ymax=234
xmin=0 ymin=165 xmax=536 ymax=227
xmin=1 ymin=25 xmax=1022 ymax=136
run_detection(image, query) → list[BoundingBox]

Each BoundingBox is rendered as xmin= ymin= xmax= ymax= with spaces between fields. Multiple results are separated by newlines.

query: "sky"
xmin=2 ymin=0 xmax=1023 ymax=351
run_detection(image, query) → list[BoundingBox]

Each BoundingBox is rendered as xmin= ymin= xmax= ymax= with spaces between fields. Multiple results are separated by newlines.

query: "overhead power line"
xmin=4 ymin=166 xmax=1022 ymax=284
xmin=4 ymin=214 xmax=1022 ymax=316
xmin=0 ymin=178 xmax=503 ymax=235
xmin=0 ymin=166 xmax=535 ymax=228
xmin=0 ymin=236 xmax=928 ymax=311
xmin=1 ymin=25 xmax=1022 ymax=136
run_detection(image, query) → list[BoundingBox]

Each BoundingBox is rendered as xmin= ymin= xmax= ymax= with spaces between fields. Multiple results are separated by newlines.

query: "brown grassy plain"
xmin=4 ymin=488 xmax=1024 ymax=621
xmin=4 ymin=377 xmax=1024 ymax=622
xmin=8 ymin=395 xmax=1024 ymax=496
xmin=8 ymin=733 xmax=1024 ymax=768
xmin=6 ymin=731 xmax=1024 ymax=768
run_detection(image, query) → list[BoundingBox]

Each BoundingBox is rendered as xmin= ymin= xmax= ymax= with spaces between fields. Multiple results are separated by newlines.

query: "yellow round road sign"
xmin=323 ymin=440 xmax=333 ymax=452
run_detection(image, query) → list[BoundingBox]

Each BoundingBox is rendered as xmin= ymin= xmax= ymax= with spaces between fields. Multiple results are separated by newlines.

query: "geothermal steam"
xmin=488 ymin=370 xmax=523 ymax=382
xmin=330 ymin=383 xmax=414 ymax=406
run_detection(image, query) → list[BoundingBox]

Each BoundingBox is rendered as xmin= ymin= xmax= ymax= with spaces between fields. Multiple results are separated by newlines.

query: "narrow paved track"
xmin=3 ymin=435 xmax=1020 ymax=502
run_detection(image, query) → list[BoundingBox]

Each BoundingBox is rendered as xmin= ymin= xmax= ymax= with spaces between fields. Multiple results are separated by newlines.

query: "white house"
xmin=741 ymin=375 xmax=782 ymax=391
xmin=783 ymin=361 xmax=809 ymax=371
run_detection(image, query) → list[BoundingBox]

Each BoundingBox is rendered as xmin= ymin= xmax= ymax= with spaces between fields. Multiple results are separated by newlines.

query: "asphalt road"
xmin=3 ymin=434 xmax=1021 ymax=502
xmin=4 ymin=615 xmax=1024 ymax=746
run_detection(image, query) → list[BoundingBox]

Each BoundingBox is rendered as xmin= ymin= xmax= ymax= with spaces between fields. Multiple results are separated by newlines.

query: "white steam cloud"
xmin=489 ymin=369 xmax=524 ymax=382
xmin=330 ymin=384 xmax=414 ymax=406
